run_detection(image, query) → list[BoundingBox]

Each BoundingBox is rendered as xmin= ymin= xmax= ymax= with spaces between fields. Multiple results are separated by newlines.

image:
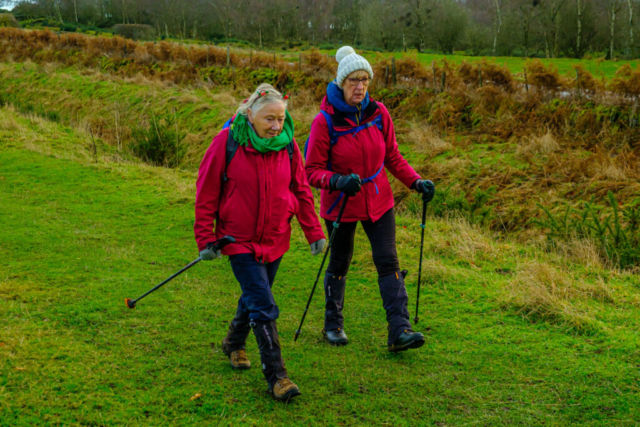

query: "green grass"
xmin=2 ymin=104 xmax=640 ymax=425
xmin=322 ymin=50 xmax=639 ymax=80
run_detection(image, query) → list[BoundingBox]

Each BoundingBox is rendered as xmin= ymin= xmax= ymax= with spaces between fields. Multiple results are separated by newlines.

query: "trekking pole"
xmin=414 ymin=195 xmax=429 ymax=324
xmin=294 ymin=196 xmax=350 ymax=342
xmin=124 ymin=236 xmax=235 ymax=309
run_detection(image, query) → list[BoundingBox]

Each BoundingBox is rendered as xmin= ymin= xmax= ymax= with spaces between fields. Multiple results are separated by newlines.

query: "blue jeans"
xmin=229 ymin=254 xmax=282 ymax=324
xmin=228 ymin=254 xmax=287 ymax=386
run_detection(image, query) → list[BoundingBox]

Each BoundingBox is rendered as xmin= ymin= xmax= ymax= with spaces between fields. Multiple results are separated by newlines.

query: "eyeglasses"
xmin=346 ymin=77 xmax=371 ymax=87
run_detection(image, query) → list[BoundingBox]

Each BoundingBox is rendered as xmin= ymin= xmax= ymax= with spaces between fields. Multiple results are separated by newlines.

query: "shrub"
xmin=0 ymin=13 xmax=18 ymax=28
xmin=113 ymin=24 xmax=156 ymax=41
xmin=130 ymin=113 xmax=186 ymax=167
xmin=533 ymin=192 xmax=640 ymax=268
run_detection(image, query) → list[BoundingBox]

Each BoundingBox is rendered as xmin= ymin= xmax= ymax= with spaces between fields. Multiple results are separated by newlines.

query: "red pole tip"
xmin=125 ymin=298 xmax=136 ymax=309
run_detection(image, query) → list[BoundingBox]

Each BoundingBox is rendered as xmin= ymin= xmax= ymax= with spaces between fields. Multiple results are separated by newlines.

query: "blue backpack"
xmin=303 ymin=111 xmax=385 ymax=214
xmin=221 ymin=118 xmax=295 ymax=183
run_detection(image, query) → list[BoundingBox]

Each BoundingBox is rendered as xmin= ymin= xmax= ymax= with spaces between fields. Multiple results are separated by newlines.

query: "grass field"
xmin=2 ymin=101 xmax=640 ymax=425
xmin=356 ymin=51 xmax=640 ymax=80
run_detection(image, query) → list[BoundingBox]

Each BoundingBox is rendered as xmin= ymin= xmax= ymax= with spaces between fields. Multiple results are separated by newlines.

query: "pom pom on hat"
xmin=336 ymin=46 xmax=356 ymax=64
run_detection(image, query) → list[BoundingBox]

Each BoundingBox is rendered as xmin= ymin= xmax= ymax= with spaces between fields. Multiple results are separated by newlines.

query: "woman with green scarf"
xmin=195 ymin=83 xmax=326 ymax=401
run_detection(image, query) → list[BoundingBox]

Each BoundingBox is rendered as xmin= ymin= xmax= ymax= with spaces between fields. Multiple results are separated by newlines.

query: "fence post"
xmin=385 ymin=65 xmax=389 ymax=87
xmin=524 ymin=69 xmax=530 ymax=93
xmin=441 ymin=72 xmax=446 ymax=92
xmin=432 ymin=60 xmax=437 ymax=93
xmin=227 ymin=44 xmax=230 ymax=67
xmin=392 ymin=57 xmax=397 ymax=85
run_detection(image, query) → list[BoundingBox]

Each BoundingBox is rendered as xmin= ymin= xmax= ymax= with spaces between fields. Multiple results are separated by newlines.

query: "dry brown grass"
xmin=504 ymin=261 xmax=611 ymax=330
xmin=405 ymin=121 xmax=452 ymax=157
xmin=516 ymin=131 xmax=560 ymax=156
xmin=525 ymin=59 xmax=567 ymax=92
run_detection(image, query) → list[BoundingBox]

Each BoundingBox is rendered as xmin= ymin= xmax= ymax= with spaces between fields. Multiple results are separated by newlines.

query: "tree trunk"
xmin=493 ymin=0 xmax=502 ymax=55
xmin=544 ymin=28 xmax=551 ymax=59
xmin=628 ymin=0 xmax=635 ymax=57
xmin=611 ymin=1 xmax=617 ymax=59
xmin=73 ymin=0 xmax=78 ymax=23
xmin=54 ymin=1 xmax=63 ymax=24
xmin=577 ymin=0 xmax=582 ymax=57
xmin=554 ymin=15 xmax=561 ymax=58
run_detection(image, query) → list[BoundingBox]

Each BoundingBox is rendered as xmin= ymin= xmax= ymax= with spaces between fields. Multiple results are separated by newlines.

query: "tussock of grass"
xmin=504 ymin=261 xmax=612 ymax=331
xmin=406 ymin=121 xmax=452 ymax=157
xmin=516 ymin=131 xmax=559 ymax=156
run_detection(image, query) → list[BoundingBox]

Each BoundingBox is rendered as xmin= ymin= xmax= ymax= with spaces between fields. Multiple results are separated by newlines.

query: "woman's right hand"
xmin=330 ymin=173 xmax=362 ymax=197
xmin=200 ymin=242 xmax=222 ymax=261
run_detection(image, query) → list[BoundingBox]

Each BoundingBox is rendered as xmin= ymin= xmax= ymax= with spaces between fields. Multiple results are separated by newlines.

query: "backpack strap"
xmin=319 ymin=110 xmax=338 ymax=145
xmin=224 ymin=127 xmax=239 ymax=182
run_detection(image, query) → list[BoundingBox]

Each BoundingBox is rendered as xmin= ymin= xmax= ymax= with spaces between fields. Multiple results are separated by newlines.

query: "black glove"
xmin=330 ymin=173 xmax=362 ymax=197
xmin=414 ymin=179 xmax=435 ymax=203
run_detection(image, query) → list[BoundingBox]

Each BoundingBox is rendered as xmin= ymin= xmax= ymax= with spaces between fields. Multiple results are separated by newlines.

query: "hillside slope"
xmin=1 ymin=107 xmax=640 ymax=425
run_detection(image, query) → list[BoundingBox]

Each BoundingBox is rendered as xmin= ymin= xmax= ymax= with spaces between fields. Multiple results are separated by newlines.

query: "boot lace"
xmin=234 ymin=349 xmax=249 ymax=364
xmin=277 ymin=378 xmax=294 ymax=390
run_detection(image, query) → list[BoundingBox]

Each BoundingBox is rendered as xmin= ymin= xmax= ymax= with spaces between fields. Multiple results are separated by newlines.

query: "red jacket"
xmin=305 ymin=97 xmax=421 ymax=222
xmin=195 ymin=128 xmax=325 ymax=263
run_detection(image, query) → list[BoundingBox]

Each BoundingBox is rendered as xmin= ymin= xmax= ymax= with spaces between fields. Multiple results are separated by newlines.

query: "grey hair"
xmin=236 ymin=83 xmax=287 ymax=117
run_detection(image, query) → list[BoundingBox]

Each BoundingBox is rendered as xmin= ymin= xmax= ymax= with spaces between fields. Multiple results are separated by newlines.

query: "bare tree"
xmin=627 ymin=0 xmax=635 ymax=56
xmin=607 ymin=0 xmax=624 ymax=59
xmin=492 ymin=0 xmax=502 ymax=55
xmin=405 ymin=0 xmax=435 ymax=53
xmin=539 ymin=0 xmax=567 ymax=58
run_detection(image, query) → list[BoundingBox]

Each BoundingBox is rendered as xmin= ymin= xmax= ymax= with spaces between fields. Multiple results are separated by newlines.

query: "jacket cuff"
xmin=305 ymin=229 xmax=326 ymax=245
xmin=402 ymin=174 xmax=421 ymax=189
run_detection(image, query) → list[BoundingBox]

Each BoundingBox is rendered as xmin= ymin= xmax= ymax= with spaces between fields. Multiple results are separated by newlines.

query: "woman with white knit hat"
xmin=305 ymin=46 xmax=435 ymax=351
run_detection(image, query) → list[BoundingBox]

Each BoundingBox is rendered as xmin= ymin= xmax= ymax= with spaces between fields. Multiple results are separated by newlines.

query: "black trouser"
xmin=325 ymin=207 xmax=400 ymax=277
xmin=324 ymin=208 xmax=411 ymax=343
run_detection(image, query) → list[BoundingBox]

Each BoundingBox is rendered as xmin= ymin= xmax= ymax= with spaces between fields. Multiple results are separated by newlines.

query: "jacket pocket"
xmin=218 ymin=179 xmax=237 ymax=221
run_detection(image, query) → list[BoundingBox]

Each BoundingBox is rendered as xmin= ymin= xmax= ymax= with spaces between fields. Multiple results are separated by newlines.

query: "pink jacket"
xmin=195 ymin=128 xmax=325 ymax=263
xmin=305 ymin=97 xmax=421 ymax=222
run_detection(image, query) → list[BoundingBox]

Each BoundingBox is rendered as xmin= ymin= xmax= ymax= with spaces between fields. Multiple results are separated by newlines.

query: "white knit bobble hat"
xmin=335 ymin=46 xmax=374 ymax=87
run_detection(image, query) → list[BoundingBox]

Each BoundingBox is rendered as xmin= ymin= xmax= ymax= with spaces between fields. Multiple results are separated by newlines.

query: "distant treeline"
xmin=5 ymin=0 xmax=640 ymax=59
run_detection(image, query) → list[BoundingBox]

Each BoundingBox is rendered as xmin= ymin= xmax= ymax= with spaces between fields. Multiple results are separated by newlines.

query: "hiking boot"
xmin=269 ymin=378 xmax=301 ymax=402
xmin=221 ymin=339 xmax=251 ymax=370
xmin=388 ymin=329 xmax=425 ymax=353
xmin=323 ymin=328 xmax=349 ymax=346
xmin=324 ymin=273 xmax=347 ymax=332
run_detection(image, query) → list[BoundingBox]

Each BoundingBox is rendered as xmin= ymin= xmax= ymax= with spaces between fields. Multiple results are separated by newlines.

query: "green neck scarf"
xmin=231 ymin=111 xmax=294 ymax=154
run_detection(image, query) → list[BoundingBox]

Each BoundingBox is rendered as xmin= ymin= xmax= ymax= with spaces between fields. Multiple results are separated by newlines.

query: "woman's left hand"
xmin=310 ymin=239 xmax=327 ymax=256
xmin=414 ymin=179 xmax=435 ymax=203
